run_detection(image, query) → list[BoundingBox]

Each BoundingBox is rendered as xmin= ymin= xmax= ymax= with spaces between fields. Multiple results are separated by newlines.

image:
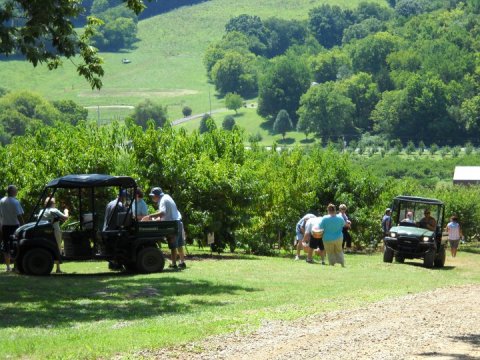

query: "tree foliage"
xmin=273 ymin=109 xmax=293 ymax=140
xmin=131 ymin=99 xmax=168 ymax=130
xmin=52 ymin=100 xmax=88 ymax=126
xmin=308 ymin=4 xmax=353 ymax=48
xmin=222 ymin=115 xmax=236 ymax=131
xmin=211 ymin=51 xmax=257 ymax=96
xmin=257 ymin=53 xmax=311 ymax=122
xmin=224 ymin=93 xmax=243 ymax=114
xmin=199 ymin=114 xmax=216 ymax=134
xmin=297 ymin=82 xmax=355 ymax=141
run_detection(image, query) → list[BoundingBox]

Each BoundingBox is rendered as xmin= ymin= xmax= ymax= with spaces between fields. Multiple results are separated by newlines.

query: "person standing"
xmin=144 ymin=187 xmax=186 ymax=269
xmin=38 ymin=197 xmax=69 ymax=273
xmin=446 ymin=215 xmax=463 ymax=258
xmin=320 ymin=204 xmax=346 ymax=267
xmin=339 ymin=204 xmax=352 ymax=253
xmin=132 ymin=188 xmax=148 ymax=221
xmin=294 ymin=213 xmax=315 ymax=260
xmin=382 ymin=208 xmax=392 ymax=235
xmin=0 ymin=185 xmax=24 ymax=272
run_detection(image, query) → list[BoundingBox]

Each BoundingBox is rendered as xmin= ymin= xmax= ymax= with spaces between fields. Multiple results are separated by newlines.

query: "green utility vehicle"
xmin=383 ymin=196 xmax=447 ymax=268
xmin=10 ymin=174 xmax=178 ymax=275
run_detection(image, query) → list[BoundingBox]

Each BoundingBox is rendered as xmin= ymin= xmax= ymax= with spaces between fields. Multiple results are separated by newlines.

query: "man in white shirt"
xmin=144 ymin=187 xmax=186 ymax=269
xmin=0 ymin=185 xmax=24 ymax=272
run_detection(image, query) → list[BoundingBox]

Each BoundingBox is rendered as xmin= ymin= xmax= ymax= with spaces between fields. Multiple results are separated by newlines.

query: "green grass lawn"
xmin=0 ymin=0 xmax=386 ymax=121
xmin=1 ymin=249 xmax=479 ymax=359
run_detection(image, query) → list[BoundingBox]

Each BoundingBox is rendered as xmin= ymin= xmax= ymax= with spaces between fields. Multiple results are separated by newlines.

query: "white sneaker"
xmin=294 ymin=255 xmax=300 ymax=261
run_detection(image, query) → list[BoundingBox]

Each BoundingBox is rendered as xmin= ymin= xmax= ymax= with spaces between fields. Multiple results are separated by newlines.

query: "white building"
xmin=453 ymin=166 xmax=480 ymax=185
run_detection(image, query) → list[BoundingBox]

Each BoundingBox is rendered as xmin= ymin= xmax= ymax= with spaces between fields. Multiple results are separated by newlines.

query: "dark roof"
xmin=393 ymin=195 xmax=443 ymax=205
xmin=46 ymin=174 xmax=137 ymax=189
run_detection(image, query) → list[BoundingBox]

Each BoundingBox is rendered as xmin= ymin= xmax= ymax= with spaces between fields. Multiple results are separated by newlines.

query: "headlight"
xmin=423 ymin=236 xmax=430 ymax=242
xmin=390 ymin=232 xmax=397 ymax=238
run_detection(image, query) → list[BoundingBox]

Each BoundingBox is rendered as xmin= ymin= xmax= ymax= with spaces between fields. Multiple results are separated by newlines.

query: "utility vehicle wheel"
xmin=434 ymin=246 xmax=446 ymax=268
xmin=395 ymin=254 xmax=405 ymax=263
xmin=22 ymin=248 xmax=54 ymax=275
xmin=136 ymin=247 xmax=165 ymax=273
xmin=423 ymin=250 xmax=435 ymax=268
xmin=383 ymin=246 xmax=394 ymax=263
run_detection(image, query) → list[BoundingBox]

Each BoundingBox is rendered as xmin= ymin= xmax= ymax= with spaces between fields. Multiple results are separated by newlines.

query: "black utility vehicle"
xmin=383 ymin=196 xmax=447 ymax=268
xmin=10 ymin=174 xmax=178 ymax=275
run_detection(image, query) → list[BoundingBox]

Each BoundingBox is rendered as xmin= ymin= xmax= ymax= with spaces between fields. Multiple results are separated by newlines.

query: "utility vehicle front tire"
xmin=383 ymin=246 xmax=394 ymax=263
xmin=136 ymin=247 xmax=165 ymax=273
xmin=423 ymin=250 xmax=435 ymax=268
xmin=22 ymin=248 xmax=54 ymax=276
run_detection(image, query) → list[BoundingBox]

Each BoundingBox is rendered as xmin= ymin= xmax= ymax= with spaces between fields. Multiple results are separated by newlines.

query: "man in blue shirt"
xmin=382 ymin=208 xmax=392 ymax=235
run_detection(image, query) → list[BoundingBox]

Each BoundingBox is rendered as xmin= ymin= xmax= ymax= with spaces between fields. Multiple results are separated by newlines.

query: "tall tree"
xmin=297 ymin=82 xmax=355 ymax=140
xmin=337 ymin=73 xmax=380 ymax=131
xmin=257 ymin=53 xmax=311 ymax=122
xmin=310 ymin=48 xmax=351 ymax=83
xmin=308 ymin=4 xmax=353 ymax=48
xmin=225 ymin=93 xmax=243 ymax=114
xmin=225 ymin=14 xmax=269 ymax=56
xmin=273 ymin=110 xmax=293 ymax=140
xmin=211 ymin=51 xmax=258 ymax=96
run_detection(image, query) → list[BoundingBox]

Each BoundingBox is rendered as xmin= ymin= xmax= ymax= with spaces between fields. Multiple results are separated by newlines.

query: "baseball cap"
xmin=386 ymin=208 xmax=391 ymax=213
xmin=149 ymin=187 xmax=164 ymax=197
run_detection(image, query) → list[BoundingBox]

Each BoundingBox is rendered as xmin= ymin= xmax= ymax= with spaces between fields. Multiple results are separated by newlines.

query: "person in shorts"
xmin=294 ymin=213 xmax=315 ymax=260
xmin=144 ymin=187 xmax=186 ymax=269
xmin=303 ymin=216 xmax=325 ymax=264
xmin=446 ymin=215 xmax=463 ymax=258
xmin=0 ymin=185 xmax=24 ymax=272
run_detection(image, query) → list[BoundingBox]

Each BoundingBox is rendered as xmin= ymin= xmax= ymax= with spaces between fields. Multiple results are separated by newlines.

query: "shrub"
xmin=199 ymin=114 xmax=217 ymax=134
xmin=222 ymin=115 xmax=236 ymax=130
xmin=182 ymin=106 xmax=192 ymax=117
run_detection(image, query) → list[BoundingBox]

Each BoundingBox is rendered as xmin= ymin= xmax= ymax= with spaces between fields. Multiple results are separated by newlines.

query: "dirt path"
xmin=144 ymin=284 xmax=480 ymax=360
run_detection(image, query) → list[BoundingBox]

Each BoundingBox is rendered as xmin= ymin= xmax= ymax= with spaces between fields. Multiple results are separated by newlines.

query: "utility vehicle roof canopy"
xmin=393 ymin=196 xmax=443 ymax=206
xmin=46 ymin=174 xmax=137 ymax=189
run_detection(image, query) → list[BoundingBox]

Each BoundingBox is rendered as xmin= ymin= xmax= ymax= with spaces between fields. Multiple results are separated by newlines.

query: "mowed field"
xmin=0 ymin=249 xmax=479 ymax=359
xmin=0 ymin=0 xmax=386 ymax=122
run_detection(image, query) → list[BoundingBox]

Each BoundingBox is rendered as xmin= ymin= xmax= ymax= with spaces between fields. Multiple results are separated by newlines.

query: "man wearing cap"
xmin=382 ymin=208 xmax=392 ymax=235
xmin=103 ymin=190 xmax=127 ymax=231
xmin=0 ymin=185 xmax=24 ymax=272
xmin=144 ymin=187 xmax=186 ymax=269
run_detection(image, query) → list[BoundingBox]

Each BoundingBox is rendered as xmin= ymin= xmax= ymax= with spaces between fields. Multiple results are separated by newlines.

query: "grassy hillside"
xmin=0 ymin=0 xmax=386 ymax=122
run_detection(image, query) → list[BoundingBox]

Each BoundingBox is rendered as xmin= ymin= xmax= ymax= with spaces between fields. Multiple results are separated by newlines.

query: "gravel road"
xmin=145 ymin=284 xmax=480 ymax=360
